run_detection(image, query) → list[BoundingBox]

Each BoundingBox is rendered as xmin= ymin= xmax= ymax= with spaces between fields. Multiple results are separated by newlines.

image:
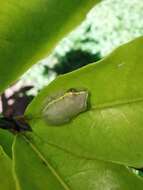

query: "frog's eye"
xmin=42 ymin=90 xmax=88 ymax=126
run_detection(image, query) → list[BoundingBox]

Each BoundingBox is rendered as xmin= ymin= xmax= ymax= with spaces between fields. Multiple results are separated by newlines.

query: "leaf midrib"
xmin=92 ymin=96 xmax=143 ymax=111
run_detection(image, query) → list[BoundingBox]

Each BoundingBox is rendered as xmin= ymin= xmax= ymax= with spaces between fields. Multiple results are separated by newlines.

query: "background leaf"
xmin=12 ymin=135 xmax=66 ymax=190
xmin=0 ymin=128 xmax=14 ymax=157
xmin=26 ymin=36 xmax=143 ymax=167
xmin=13 ymin=134 xmax=143 ymax=190
xmin=0 ymin=146 xmax=15 ymax=190
xmin=0 ymin=0 xmax=100 ymax=92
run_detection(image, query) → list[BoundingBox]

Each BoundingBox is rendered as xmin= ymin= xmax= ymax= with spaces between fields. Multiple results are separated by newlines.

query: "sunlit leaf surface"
xmin=26 ymin=36 xmax=143 ymax=168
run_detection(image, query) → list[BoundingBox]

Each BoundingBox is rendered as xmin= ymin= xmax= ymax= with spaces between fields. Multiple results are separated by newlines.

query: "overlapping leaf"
xmin=0 ymin=146 xmax=15 ymax=190
xmin=0 ymin=129 xmax=14 ymax=157
xmin=12 ymin=134 xmax=143 ymax=190
xmin=0 ymin=0 xmax=100 ymax=92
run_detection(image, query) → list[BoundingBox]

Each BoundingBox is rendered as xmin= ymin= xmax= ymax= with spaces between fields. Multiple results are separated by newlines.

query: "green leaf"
xmin=26 ymin=36 xmax=143 ymax=167
xmin=0 ymin=0 xmax=100 ymax=92
xmin=0 ymin=146 xmax=15 ymax=190
xmin=13 ymin=134 xmax=143 ymax=190
xmin=13 ymin=135 xmax=73 ymax=190
xmin=0 ymin=129 xmax=14 ymax=158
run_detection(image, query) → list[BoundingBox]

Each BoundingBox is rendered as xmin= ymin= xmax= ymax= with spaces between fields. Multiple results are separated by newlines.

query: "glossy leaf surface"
xmin=26 ymin=36 xmax=143 ymax=167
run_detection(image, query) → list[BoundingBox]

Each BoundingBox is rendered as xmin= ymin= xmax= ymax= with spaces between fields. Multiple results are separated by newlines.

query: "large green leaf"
xmin=12 ymin=135 xmax=65 ymax=190
xmin=0 ymin=0 xmax=100 ymax=92
xmin=0 ymin=146 xmax=15 ymax=190
xmin=26 ymin=36 xmax=143 ymax=167
xmin=13 ymin=134 xmax=143 ymax=190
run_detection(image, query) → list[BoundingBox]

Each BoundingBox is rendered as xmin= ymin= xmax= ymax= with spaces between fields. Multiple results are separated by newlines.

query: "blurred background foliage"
xmin=44 ymin=50 xmax=101 ymax=75
xmin=1 ymin=0 xmax=143 ymax=117
xmin=20 ymin=0 xmax=143 ymax=95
